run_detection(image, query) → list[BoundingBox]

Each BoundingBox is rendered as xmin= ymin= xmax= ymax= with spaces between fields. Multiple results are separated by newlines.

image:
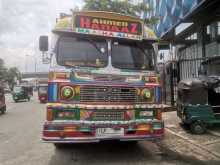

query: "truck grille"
xmin=93 ymin=111 xmax=124 ymax=121
xmin=80 ymin=86 xmax=136 ymax=103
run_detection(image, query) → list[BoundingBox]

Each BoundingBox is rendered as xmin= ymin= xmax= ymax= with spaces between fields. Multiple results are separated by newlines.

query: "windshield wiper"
xmin=85 ymin=38 xmax=104 ymax=54
xmin=135 ymin=43 xmax=151 ymax=61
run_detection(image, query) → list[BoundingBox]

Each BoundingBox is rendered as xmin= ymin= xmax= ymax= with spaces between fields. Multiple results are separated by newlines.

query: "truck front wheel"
xmin=190 ymin=121 xmax=206 ymax=134
xmin=53 ymin=143 xmax=67 ymax=149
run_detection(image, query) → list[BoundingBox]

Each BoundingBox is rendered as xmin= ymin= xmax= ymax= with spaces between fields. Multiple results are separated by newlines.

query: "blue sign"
xmin=145 ymin=0 xmax=205 ymax=37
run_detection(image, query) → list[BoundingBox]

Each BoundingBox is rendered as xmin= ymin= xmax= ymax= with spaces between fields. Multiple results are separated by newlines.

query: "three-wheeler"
xmin=12 ymin=85 xmax=32 ymax=102
xmin=38 ymin=85 xmax=48 ymax=103
xmin=177 ymin=77 xmax=220 ymax=134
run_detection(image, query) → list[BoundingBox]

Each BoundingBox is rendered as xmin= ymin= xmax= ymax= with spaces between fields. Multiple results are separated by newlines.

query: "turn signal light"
xmin=149 ymin=77 xmax=157 ymax=83
xmin=57 ymin=111 xmax=74 ymax=118
xmin=143 ymin=76 xmax=158 ymax=83
xmin=49 ymin=72 xmax=70 ymax=80
xmin=47 ymin=108 xmax=53 ymax=121
xmin=64 ymin=126 xmax=77 ymax=132
xmin=156 ymin=109 xmax=162 ymax=120
xmin=137 ymin=124 xmax=151 ymax=131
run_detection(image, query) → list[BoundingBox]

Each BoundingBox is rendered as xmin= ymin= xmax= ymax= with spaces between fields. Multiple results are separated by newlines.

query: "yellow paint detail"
xmin=137 ymin=124 xmax=151 ymax=131
xmin=55 ymin=18 xmax=71 ymax=30
xmin=74 ymin=86 xmax=80 ymax=95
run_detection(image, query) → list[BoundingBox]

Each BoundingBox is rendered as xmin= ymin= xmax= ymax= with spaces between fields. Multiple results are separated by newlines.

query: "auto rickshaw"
xmin=12 ymin=85 xmax=33 ymax=102
xmin=0 ymin=86 xmax=6 ymax=114
xmin=177 ymin=76 xmax=220 ymax=134
xmin=38 ymin=85 xmax=48 ymax=103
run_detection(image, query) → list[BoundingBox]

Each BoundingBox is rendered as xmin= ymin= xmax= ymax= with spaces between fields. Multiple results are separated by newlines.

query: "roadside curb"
xmin=165 ymin=127 xmax=220 ymax=159
xmin=207 ymin=130 xmax=220 ymax=137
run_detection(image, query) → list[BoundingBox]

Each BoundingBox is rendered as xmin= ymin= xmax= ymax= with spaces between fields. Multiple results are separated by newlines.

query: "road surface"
xmin=0 ymin=94 xmax=220 ymax=165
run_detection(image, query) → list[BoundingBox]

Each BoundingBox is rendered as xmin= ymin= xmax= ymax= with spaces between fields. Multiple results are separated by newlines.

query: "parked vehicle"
xmin=39 ymin=11 xmax=164 ymax=146
xmin=12 ymin=85 xmax=33 ymax=102
xmin=38 ymin=85 xmax=48 ymax=103
xmin=4 ymin=88 xmax=11 ymax=94
xmin=0 ymin=87 xmax=6 ymax=114
xmin=177 ymin=78 xmax=220 ymax=134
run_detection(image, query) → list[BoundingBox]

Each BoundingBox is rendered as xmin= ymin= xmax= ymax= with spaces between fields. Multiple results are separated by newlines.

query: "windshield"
xmin=111 ymin=40 xmax=154 ymax=70
xmin=39 ymin=86 xmax=48 ymax=94
xmin=57 ymin=37 xmax=108 ymax=68
xmin=13 ymin=86 xmax=22 ymax=93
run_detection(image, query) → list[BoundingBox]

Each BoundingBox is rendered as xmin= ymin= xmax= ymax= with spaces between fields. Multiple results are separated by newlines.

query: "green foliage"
xmin=0 ymin=58 xmax=7 ymax=81
xmin=83 ymin=0 xmax=157 ymax=25
xmin=0 ymin=58 xmax=21 ymax=89
xmin=6 ymin=67 xmax=21 ymax=89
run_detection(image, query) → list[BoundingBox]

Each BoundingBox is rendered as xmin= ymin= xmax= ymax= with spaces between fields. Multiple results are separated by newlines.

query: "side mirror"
xmin=160 ymin=53 xmax=164 ymax=60
xmin=39 ymin=36 xmax=48 ymax=52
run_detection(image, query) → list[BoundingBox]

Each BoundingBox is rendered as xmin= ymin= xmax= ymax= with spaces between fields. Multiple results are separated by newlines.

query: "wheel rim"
xmin=194 ymin=124 xmax=204 ymax=134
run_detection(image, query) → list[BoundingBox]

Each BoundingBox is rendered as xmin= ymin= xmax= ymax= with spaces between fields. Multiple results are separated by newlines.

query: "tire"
xmin=53 ymin=143 xmax=67 ymax=149
xmin=14 ymin=100 xmax=18 ymax=103
xmin=127 ymin=141 xmax=138 ymax=145
xmin=190 ymin=121 xmax=206 ymax=134
xmin=2 ymin=106 xmax=6 ymax=114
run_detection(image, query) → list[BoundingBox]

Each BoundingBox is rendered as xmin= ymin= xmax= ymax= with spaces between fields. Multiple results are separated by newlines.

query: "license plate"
xmin=96 ymin=128 xmax=124 ymax=137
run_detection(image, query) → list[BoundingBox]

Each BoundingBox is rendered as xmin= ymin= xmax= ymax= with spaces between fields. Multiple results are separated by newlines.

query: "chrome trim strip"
xmin=47 ymin=103 xmax=168 ymax=109
xmin=45 ymin=119 xmax=162 ymax=125
xmin=42 ymin=134 xmax=163 ymax=143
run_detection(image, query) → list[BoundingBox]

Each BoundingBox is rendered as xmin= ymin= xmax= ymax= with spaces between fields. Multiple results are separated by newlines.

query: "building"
xmin=145 ymin=0 xmax=220 ymax=105
xmin=145 ymin=0 xmax=205 ymax=37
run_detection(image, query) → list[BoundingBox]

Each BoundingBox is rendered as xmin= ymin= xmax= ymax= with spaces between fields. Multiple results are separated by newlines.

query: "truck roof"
xmin=53 ymin=11 xmax=157 ymax=41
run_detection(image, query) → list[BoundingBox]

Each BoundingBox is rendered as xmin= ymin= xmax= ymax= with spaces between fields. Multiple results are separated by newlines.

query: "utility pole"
xmin=25 ymin=54 xmax=29 ymax=73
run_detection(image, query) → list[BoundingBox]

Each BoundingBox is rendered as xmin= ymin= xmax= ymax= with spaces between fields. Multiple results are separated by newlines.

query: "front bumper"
xmin=42 ymin=120 xmax=164 ymax=143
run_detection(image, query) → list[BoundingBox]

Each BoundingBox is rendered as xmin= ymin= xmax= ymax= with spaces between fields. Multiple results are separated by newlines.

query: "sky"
xmin=0 ymin=0 xmax=84 ymax=72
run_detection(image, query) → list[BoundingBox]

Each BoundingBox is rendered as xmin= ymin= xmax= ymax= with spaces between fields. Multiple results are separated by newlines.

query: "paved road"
xmin=0 ymin=94 xmax=220 ymax=165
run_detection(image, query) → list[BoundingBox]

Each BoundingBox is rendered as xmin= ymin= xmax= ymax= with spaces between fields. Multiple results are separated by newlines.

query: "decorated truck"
xmin=39 ymin=11 xmax=164 ymax=146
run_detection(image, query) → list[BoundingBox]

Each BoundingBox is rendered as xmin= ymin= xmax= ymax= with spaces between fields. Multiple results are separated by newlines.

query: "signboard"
xmin=74 ymin=15 xmax=143 ymax=40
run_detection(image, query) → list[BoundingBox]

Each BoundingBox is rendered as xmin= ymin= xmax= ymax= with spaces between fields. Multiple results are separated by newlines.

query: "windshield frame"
xmin=54 ymin=33 xmax=156 ymax=72
xmin=56 ymin=35 xmax=108 ymax=68
xmin=38 ymin=86 xmax=48 ymax=94
xmin=13 ymin=86 xmax=23 ymax=93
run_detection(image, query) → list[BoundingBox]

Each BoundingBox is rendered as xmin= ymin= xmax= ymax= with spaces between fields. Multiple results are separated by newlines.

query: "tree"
xmin=6 ymin=67 xmax=21 ymax=90
xmin=83 ymin=0 xmax=157 ymax=25
xmin=0 ymin=58 xmax=7 ymax=81
xmin=0 ymin=58 xmax=21 ymax=89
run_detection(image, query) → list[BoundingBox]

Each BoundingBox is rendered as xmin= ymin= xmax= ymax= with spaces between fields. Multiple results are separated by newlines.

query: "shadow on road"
xmin=48 ymin=141 xmax=220 ymax=165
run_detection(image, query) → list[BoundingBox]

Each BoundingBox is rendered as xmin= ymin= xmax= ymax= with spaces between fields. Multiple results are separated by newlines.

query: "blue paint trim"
xmin=156 ymin=87 xmax=161 ymax=103
xmin=48 ymin=82 xmax=58 ymax=102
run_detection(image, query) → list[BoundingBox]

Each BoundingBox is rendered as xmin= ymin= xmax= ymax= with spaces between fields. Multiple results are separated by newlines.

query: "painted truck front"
xmin=40 ymin=11 xmax=164 ymax=144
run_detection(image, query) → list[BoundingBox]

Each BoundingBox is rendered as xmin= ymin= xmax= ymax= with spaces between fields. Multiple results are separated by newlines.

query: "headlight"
xmin=143 ymin=76 xmax=158 ymax=83
xmin=141 ymin=88 xmax=151 ymax=99
xmin=60 ymin=86 xmax=75 ymax=99
xmin=57 ymin=111 xmax=75 ymax=119
xmin=140 ymin=111 xmax=153 ymax=117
